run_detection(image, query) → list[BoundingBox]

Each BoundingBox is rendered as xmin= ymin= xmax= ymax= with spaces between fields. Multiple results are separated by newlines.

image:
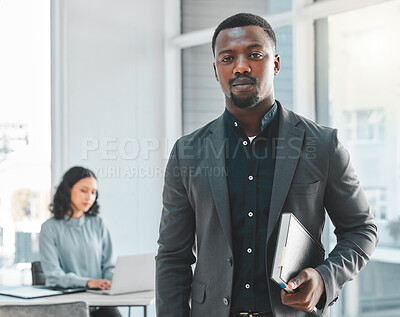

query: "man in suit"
xmin=156 ymin=13 xmax=377 ymax=317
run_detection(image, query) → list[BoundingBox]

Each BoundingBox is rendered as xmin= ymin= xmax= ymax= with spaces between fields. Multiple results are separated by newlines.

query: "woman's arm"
xmin=39 ymin=221 xmax=90 ymax=288
xmin=99 ymin=218 xmax=115 ymax=281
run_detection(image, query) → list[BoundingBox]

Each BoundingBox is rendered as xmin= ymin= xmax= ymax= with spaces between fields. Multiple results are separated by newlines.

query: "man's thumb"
xmin=288 ymin=274 xmax=303 ymax=290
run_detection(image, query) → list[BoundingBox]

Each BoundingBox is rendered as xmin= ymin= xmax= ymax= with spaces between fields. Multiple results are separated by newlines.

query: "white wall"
xmin=51 ymin=0 xmax=166 ymax=258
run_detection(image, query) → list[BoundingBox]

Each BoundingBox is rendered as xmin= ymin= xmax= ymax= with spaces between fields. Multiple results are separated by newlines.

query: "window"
xmin=0 ymin=0 xmax=51 ymax=285
xmin=273 ymin=26 xmax=293 ymax=109
xmin=181 ymin=0 xmax=291 ymax=33
xmin=343 ymin=109 xmax=385 ymax=143
xmin=316 ymin=1 xmax=400 ymax=315
xmin=364 ymin=188 xmax=387 ymax=221
xmin=182 ymin=44 xmax=223 ymax=135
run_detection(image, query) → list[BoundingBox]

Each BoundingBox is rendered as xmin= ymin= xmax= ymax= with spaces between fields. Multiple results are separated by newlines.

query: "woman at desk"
xmin=39 ymin=166 xmax=121 ymax=317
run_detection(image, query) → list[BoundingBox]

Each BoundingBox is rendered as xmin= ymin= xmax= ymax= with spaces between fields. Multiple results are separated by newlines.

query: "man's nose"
xmin=233 ymin=56 xmax=251 ymax=75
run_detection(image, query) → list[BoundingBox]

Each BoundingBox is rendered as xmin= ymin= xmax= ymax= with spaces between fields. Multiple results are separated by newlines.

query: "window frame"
xmin=51 ymin=0 xmax=69 ymax=191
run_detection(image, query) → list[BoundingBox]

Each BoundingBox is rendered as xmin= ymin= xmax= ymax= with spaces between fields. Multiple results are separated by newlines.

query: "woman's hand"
xmin=86 ymin=279 xmax=112 ymax=290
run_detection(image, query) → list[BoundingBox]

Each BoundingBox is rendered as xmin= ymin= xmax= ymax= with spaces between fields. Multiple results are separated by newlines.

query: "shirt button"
xmin=243 ymin=140 xmax=248 ymax=146
xmin=223 ymin=297 xmax=229 ymax=306
xmin=227 ymin=258 xmax=233 ymax=266
xmin=247 ymin=248 xmax=252 ymax=254
xmin=248 ymin=175 xmax=253 ymax=181
xmin=248 ymin=211 xmax=253 ymax=217
xmin=245 ymin=284 xmax=250 ymax=289
xmin=234 ymin=122 xmax=238 ymax=127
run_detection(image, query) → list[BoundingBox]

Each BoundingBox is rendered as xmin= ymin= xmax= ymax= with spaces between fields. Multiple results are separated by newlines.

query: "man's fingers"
xmin=282 ymin=268 xmax=325 ymax=313
xmin=288 ymin=279 xmax=300 ymax=290
xmin=281 ymin=288 xmax=305 ymax=304
xmin=288 ymin=270 xmax=307 ymax=290
xmin=282 ymin=289 xmax=315 ymax=312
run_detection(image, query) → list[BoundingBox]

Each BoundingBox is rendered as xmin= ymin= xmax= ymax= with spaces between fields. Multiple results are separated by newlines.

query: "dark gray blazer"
xmin=156 ymin=103 xmax=378 ymax=317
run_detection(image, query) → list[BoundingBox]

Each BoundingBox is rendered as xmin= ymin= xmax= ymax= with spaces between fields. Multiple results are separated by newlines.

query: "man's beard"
xmin=229 ymin=75 xmax=260 ymax=109
xmin=230 ymin=91 xmax=260 ymax=109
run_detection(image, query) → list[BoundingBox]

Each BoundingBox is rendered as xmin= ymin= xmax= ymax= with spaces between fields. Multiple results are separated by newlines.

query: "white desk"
xmin=0 ymin=289 xmax=155 ymax=317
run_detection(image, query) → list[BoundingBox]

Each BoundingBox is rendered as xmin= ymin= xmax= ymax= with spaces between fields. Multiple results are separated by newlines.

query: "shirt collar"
xmin=223 ymin=101 xmax=278 ymax=133
xmin=260 ymin=101 xmax=278 ymax=131
xmin=63 ymin=214 xmax=86 ymax=226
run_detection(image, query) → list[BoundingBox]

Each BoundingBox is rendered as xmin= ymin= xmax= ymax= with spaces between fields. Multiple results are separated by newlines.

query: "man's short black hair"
xmin=212 ymin=13 xmax=276 ymax=57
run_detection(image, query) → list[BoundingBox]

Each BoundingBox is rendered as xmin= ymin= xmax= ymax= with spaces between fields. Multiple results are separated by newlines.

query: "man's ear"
xmin=274 ymin=54 xmax=281 ymax=76
xmin=213 ymin=63 xmax=220 ymax=82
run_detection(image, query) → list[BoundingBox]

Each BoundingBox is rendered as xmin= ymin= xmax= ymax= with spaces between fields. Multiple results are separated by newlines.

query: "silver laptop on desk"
xmin=87 ymin=253 xmax=155 ymax=295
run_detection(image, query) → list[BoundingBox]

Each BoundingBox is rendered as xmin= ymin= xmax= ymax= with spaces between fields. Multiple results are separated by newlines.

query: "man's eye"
xmin=221 ymin=56 xmax=233 ymax=63
xmin=250 ymin=52 xmax=263 ymax=58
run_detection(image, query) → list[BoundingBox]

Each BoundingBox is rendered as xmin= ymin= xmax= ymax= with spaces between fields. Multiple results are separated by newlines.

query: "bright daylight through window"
xmin=316 ymin=1 xmax=400 ymax=315
xmin=0 ymin=0 xmax=51 ymax=285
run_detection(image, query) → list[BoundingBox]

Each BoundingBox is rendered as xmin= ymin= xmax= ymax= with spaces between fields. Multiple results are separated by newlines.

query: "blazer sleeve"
xmin=156 ymin=141 xmax=196 ymax=317
xmin=314 ymin=129 xmax=378 ymax=311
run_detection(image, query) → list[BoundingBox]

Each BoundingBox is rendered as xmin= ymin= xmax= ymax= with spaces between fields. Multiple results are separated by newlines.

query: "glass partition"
xmin=316 ymin=1 xmax=400 ymax=315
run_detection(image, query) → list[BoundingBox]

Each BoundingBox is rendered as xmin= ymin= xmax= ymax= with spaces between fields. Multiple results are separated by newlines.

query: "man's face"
xmin=213 ymin=25 xmax=280 ymax=110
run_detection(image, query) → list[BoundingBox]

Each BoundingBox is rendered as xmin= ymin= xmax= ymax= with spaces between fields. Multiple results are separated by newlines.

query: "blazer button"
xmin=223 ymin=298 xmax=229 ymax=306
xmin=227 ymin=258 xmax=233 ymax=266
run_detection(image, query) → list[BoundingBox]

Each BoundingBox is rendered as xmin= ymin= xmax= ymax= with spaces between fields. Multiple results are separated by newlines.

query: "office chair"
xmin=0 ymin=301 xmax=89 ymax=317
xmin=31 ymin=261 xmax=45 ymax=286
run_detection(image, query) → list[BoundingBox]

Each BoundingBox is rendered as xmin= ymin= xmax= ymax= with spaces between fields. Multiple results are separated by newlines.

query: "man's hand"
xmin=281 ymin=268 xmax=325 ymax=312
xmin=87 ymin=279 xmax=112 ymax=290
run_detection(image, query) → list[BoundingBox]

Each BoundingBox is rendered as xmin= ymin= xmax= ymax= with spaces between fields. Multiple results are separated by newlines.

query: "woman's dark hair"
xmin=49 ymin=166 xmax=99 ymax=219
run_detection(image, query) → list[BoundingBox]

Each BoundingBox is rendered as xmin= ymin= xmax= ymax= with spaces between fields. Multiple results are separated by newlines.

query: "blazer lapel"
xmin=267 ymin=106 xmax=305 ymax=241
xmin=206 ymin=116 xmax=232 ymax=251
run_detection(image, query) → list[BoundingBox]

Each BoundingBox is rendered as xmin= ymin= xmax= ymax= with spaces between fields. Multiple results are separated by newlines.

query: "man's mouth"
xmin=231 ymin=78 xmax=255 ymax=91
